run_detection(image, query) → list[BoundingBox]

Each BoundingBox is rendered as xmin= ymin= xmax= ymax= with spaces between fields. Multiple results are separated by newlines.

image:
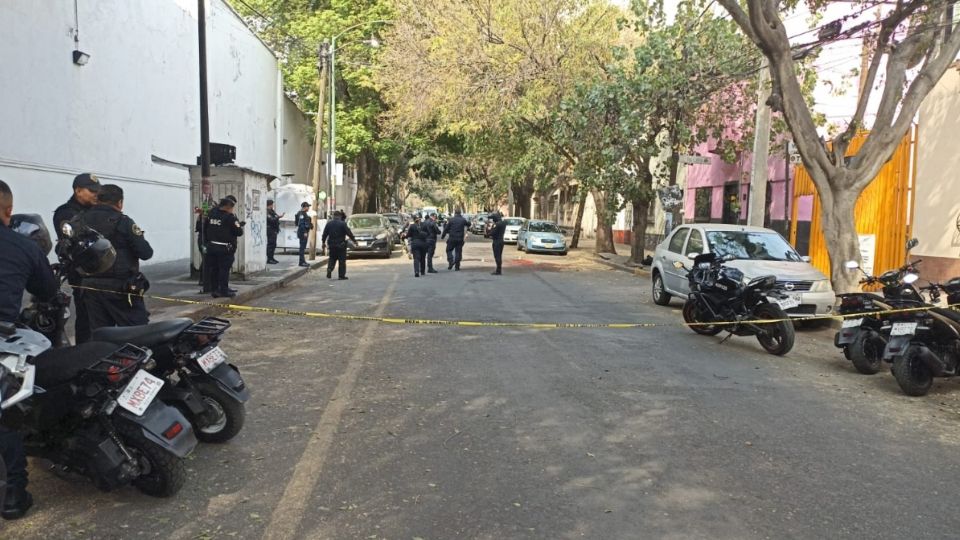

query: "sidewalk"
xmin=572 ymin=236 xmax=651 ymax=276
xmin=66 ymin=251 xmax=327 ymax=337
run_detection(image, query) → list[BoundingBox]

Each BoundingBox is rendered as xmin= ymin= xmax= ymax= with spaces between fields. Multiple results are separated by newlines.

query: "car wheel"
xmin=652 ymin=272 xmax=672 ymax=306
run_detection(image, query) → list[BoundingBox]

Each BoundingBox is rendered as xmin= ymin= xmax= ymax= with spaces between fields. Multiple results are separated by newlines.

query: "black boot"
xmin=2 ymin=486 xmax=33 ymax=520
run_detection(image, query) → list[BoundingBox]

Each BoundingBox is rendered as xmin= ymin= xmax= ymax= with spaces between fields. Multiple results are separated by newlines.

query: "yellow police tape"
xmin=73 ymin=285 xmax=960 ymax=330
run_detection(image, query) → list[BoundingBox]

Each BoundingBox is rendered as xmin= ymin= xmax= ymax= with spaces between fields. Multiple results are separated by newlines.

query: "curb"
xmin=593 ymin=255 xmax=650 ymax=277
xmin=157 ymin=257 xmax=328 ymax=321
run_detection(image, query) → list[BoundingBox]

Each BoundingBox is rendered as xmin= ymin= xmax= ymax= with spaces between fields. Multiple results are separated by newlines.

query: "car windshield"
xmin=385 ymin=216 xmax=402 ymax=225
xmin=706 ymin=231 xmax=802 ymax=262
xmin=504 ymin=218 xmax=524 ymax=226
xmin=529 ymin=222 xmax=560 ymax=233
xmin=348 ymin=216 xmax=383 ymax=229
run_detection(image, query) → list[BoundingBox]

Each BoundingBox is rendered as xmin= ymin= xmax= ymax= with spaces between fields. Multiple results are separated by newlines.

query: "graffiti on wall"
xmin=246 ymin=190 xmax=265 ymax=248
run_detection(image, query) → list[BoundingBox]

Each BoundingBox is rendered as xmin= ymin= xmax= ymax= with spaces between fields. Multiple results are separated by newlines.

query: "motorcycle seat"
xmin=90 ymin=318 xmax=193 ymax=348
xmin=932 ymin=307 xmax=960 ymax=324
xmin=28 ymin=341 xmax=122 ymax=388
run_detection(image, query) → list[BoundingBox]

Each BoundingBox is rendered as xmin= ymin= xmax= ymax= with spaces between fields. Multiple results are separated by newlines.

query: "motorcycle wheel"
xmin=753 ymin=304 xmax=795 ymax=356
xmin=849 ymin=331 xmax=884 ymax=375
xmin=682 ymin=299 xmax=721 ymax=336
xmin=194 ymin=382 xmax=246 ymax=443
xmin=892 ymin=347 xmax=934 ymax=396
xmin=116 ymin=423 xmax=186 ymax=497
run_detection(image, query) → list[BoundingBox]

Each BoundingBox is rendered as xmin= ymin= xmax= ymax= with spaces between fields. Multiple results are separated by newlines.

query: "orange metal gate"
xmin=789 ymin=129 xmax=915 ymax=278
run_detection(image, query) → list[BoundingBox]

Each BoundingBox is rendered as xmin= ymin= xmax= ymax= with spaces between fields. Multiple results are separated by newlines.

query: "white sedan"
xmin=650 ymin=224 xmax=835 ymax=318
xmin=502 ymin=217 xmax=526 ymax=244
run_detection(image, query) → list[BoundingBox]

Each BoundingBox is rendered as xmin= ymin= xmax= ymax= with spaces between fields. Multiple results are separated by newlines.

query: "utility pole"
xmin=748 ymin=59 xmax=772 ymax=228
xmin=307 ymin=41 xmax=329 ymax=260
xmin=197 ymin=0 xmax=212 ymax=289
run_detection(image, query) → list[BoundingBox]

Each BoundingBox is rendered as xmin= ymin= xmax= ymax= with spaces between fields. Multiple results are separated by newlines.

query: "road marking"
xmin=262 ymin=276 xmax=398 ymax=540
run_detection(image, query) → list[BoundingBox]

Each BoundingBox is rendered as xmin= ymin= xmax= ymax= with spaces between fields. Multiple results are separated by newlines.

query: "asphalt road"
xmin=8 ymin=236 xmax=960 ymax=539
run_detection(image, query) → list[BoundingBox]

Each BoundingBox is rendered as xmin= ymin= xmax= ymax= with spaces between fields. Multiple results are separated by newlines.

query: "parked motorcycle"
xmin=835 ymin=252 xmax=925 ymax=374
xmin=0 ymin=323 xmax=197 ymax=496
xmin=18 ymin=216 xmax=250 ymax=443
xmin=883 ymin=279 xmax=960 ymax=396
xmin=675 ymin=252 xmax=796 ymax=355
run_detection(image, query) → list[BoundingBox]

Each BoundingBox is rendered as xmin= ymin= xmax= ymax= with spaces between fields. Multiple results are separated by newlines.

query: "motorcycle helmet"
xmin=10 ymin=214 xmax=53 ymax=256
xmin=60 ymin=227 xmax=117 ymax=276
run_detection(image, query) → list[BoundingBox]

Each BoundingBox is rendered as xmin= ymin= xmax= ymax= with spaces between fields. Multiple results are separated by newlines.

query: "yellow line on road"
xmin=262 ymin=275 xmax=398 ymax=540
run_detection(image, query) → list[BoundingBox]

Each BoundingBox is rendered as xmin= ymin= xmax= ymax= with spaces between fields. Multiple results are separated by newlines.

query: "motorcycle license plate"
xmin=890 ymin=322 xmax=918 ymax=336
xmin=197 ymin=346 xmax=228 ymax=374
xmin=842 ymin=318 xmax=864 ymax=328
xmin=117 ymin=370 xmax=164 ymax=416
xmin=776 ymin=295 xmax=800 ymax=310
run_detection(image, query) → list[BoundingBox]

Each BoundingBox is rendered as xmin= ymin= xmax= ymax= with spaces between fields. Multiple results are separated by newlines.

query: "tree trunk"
xmin=570 ymin=189 xmax=587 ymax=249
xmin=819 ymin=186 xmax=861 ymax=293
xmin=630 ymin=198 xmax=650 ymax=265
xmin=352 ymin=151 xmax=379 ymax=214
xmin=592 ymin=190 xmax=616 ymax=255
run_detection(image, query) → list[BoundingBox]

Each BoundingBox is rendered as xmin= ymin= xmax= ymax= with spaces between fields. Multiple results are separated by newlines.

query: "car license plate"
xmin=543 ymin=239 xmax=555 ymax=244
xmin=197 ymin=346 xmax=228 ymax=374
xmin=891 ymin=322 xmax=918 ymax=336
xmin=117 ymin=370 xmax=164 ymax=416
xmin=776 ymin=296 xmax=800 ymax=310
xmin=842 ymin=318 xmax=864 ymax=328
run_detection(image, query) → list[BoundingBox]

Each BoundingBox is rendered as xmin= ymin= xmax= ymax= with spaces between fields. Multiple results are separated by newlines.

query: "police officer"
xmin=53 ymin=172 xmax=100 ymax=342
xmin=266 ymin=199 xmax=283 ymax=264
xmin=76 ymin=185 xmax=153 ymax=331
xmin=423 ymin=213 xmax=441 ymax=274
xmin=407 ymin=213 xmax=429 ymax=277
xmin=488 ymin=212 xmax=507 ymax=276
xmin=1 ymin=179 xmax=60 ymax=519
xmin=295 ymin=201 xmax=312 ymax=267
xmin=442 ymin=208 xmax=468 ymax=271
xmin=204 ymin=197 xmax=244 ymax=298
xmin=321 ymin=210 xmax=356 ymax=280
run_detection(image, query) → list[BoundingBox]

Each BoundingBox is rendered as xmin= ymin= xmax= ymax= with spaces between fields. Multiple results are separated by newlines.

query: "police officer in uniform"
xmin=266 ymin=199 xmax=283 ymax=264
xmin=53 ymin=172 xmax=100 ymax=343
xmin=321 ymin=210 xmax=356 ymax=280
xmin=407 ymin=213 xmax=429 ymax=277
xmin=442 ymin=208 xmax=468 ymax=271
xmin=295 ymin=202 xmax=312 ymax=267
xmin=204 ymin=197 xmax=244 ymax=298
xmin=424 ymin=213 xmax=441 ymax=274
xmin=488 ymin=212 xmax=507 ymax=275
xmin=76 ymin=185 xmax=153 ymax=332
xmin=0 ymin=179 xmax=58 ymax=519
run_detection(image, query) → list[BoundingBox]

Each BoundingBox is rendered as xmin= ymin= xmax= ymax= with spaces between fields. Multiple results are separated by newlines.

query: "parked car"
xmin=346 ymin=214 xmax=394 ymax=258
xmin=471 ymin=215 xmax=488 ymax=235
xmin=382 ymin=213 xmax=405 ymax=245
xmin=517 ymin=220 xmax=568 ymax=255
xmin=502 ymin=217 xmax=526 ymax=243
xmin=650 ymin=224 xmax=835 ymax=318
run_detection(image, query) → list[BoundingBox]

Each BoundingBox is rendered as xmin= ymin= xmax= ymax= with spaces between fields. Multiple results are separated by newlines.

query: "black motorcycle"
xmin=676 ymin=253 xmax=796 ymax=355
xmin=883 ymin=278 xmax=960 ymax=396
xmin=20 ymin=216 xmax=250 ymax=444
xmin=0 ymin=323 xmax=197 ymax=496
xmin=835 ymin=256 xmax=925 ymax=374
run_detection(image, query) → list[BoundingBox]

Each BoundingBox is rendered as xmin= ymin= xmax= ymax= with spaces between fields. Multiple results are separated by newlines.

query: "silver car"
xmin=650 ymin=224 xmax=835 ymax=317
xmin=517 ymin=220 xmax=568 ymax=255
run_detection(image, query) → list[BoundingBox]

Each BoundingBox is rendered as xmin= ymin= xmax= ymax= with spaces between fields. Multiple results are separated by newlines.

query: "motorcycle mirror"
xmin=61 ymin=222 xmax=74 ymax=239
xmin=906 ymin=238 xmax=919 ymax=251
xmin=687 ymin=252 xmax=700 ymax=259
xmin=673 ymin=261 xmax=685 ymax=269
xmin=801 ymin=256 xmax=811 ymax=263
xmin=11 ymin=214 xmax=54 ymax=256
xmin=903 ymin=273 xmax=920 ymax=284
xmin=844 ymin=260 xmax=860 ymax=270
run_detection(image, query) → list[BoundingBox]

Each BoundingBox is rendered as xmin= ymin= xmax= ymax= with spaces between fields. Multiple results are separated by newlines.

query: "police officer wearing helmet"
xmin=488 ymin=211 xmax=507 ymax=275
xmin=52 ymin=172 xmax=100 ymax=342
xmin=76 ymin=184 xmax=153 ymax=333
xmin=204 ymin=197 xmax=244 ymax=298
xmin=407 ymin=213 xmax=429 ymax=277
xmin=295 ymin=201 xmax=313 ymax=267
xmin=0 ymin=179 xmax=59 ymax=520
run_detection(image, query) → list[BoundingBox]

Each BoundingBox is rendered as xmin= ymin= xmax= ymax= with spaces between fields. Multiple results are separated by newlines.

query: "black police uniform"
xmin=321 ymin=217 xmax=356 ymax=279
xmin=204 ymin=207 xmax=243 ymax=296
xmin=266 ymin=207 xmax=281 ymax=263
xmin=53 ymin=195 xmax=93 ymax=342
xmin=442 ymin=214 xmax=468 ymax=270
xmin=407 ymin=222 xmax=429 ymax=277
xmin=77 ymin=205 xmax=153 ymax=332
xmin=424 ymin=218 xmax=441 ymax=272
xmin=489 ymin=216 xmax=507 ymax=274
xmin=295 ymin=209 xmax=312 ymax=265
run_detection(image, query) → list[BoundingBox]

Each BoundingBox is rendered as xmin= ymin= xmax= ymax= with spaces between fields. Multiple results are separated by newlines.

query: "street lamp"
xmin=327 ymin=19 xmax=392 ymax=218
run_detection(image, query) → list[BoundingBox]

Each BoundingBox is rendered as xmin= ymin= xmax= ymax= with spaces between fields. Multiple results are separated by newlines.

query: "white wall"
xmin=915 ymin=66 xmax=960 ymax=260
xmin=0 ymin=0 xmax=313 ymax=265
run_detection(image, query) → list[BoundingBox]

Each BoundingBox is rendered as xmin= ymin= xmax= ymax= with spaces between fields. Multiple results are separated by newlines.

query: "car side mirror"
xmin=801 ymin=256 xmax=811 ymax=263
xmin=845 ymin=260 xmax=860 ymax=270
xmin=687 ymin=252 xmax=700 ymax=260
